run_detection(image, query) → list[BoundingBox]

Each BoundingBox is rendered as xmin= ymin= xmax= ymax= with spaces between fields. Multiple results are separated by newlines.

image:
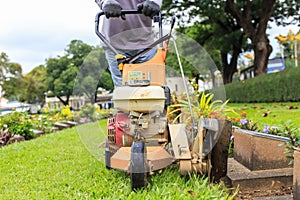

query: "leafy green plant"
xmin=280 ymin=120 xmax=300 ymax=164
xmin=167 ymin=92 xmax=182 ymax=123
xmin=0 ymin=111 xmax=35 ymax=140
xmin=79 ymin=104 xmax=96 ymax=121
xmin=77 ymin=104 xmax=109 ymax=122
xmin=238 ymin=118 xmax=259 ymax=131
xmin=31 ymin=114 xmax=54 ymax=134
xmin=168 ymin=92 xmax=232 ymax=124
xmin=0 ymin=129 xmax=12 ymax=146
xmin=262 ymin=125 xmax=281 ymax=135
xmin=235 ymin=118 xmax=285 ymax=136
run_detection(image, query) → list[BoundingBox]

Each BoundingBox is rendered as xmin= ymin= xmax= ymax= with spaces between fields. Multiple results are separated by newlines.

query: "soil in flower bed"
xmin=234 ymin=187 xmax=293 ymax=199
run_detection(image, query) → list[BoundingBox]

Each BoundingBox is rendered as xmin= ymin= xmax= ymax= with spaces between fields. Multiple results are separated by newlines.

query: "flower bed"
xmin=0 ymin=104 xmax=110 ymax=147
xmin=233 ymin=127 xmax=292 ymax=170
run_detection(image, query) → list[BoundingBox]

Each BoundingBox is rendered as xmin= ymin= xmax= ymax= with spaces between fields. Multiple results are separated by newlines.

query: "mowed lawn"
xmin=228 ymin=102 xmax=300 ymax=129
xmin=0 ymin=120 xmax=235 ymax=200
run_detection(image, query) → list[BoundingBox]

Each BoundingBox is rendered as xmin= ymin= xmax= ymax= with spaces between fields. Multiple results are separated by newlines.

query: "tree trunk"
xmin=222 ymin=47 xmax=240 ymax=84
xmin=222 ymin=63 xmax=236 ymax=84
xmin=225 ymin=0 xmax=275 ymax=76
xmin=90 ymin=92 xmax=96 ymax=104
xmin=209 ymin=68 xmax=216 ymax=87
xmin=253 ymin=37 xmax=273 ymax=75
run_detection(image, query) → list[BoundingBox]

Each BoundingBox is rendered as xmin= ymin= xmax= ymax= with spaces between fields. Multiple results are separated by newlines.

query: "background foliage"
xmin=217 ymin=67 xmax=300 ymax=103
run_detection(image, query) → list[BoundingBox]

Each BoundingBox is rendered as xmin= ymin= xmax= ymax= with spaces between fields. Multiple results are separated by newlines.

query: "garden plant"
xmin=228 ymin=102 xmax=300 ymax=162
xmin=0 ymin=104 xmax=110 ymax=147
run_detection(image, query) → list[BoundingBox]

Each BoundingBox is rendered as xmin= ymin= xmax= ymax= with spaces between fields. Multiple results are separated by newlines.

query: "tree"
xmin=0 ymin=52 xmax=22 ymax=79
xmin=271 ymin=0 xmax=300 ymax=26
xmin=162 ymin=0 xmax=250 ymax=84
xmin=98 ymin=70 xmax=113 ymax=93
xmin=215 ymin=0 xmax=299 ymax=76
xmin=0 ymin=52 xmax=23 ymax=100
xmin=22 ymin=65 xmax=47 ymax=104
xmin=73 ymin=47 xmax=112 ymax=104
xmin=163 ymin=0 xmax=300 ymax=79
xmin=181 ymin=21 xmax=248 ymax=84
xmin=225 ymin=0 xmax=275 ymax=76
xmin=2 ymin=76 xmax=25 ymax=101
xmin=74 ymin=48 xmax=114 ymax=103
xmin=46 ymin=40 xmax=94 ymax=106
xmin=3 ymin=65 xmax=47 ymax=104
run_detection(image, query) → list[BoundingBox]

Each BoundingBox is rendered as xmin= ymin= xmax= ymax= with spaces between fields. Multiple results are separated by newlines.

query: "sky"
xmin=267 ymin=22 xmax=299 ymax=57
xmin=0 ymin=1 xmax=299 ymax=74
xmin=0 ymin=0 xmax=100 ymax=74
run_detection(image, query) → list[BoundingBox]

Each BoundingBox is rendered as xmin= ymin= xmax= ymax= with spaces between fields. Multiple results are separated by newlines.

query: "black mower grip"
xmin=95 ymin=10 xmax=143 ymax=55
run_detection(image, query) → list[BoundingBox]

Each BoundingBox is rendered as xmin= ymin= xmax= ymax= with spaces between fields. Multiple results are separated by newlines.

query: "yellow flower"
xmin=61 ymin=108 xmax=70 ymax=116
xmin=275 ymin=35 xmax=288 ymax=43
xmin=295 ymin=32 xmax=300 ymax=41
xmin=96 ymin=105 xmax=101 ymax=113
xmin=244 ymin=53 xmax=253 ymax=60
xmin=287 ymin=30 xmax=295 ymax=41
xmin=44 ymin=107 xmax=50 ymax=113
xmin=60 ymin=105 xmax=72 ymax=120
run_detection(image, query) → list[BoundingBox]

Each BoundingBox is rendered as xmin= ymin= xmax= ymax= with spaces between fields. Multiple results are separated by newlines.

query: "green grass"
xmin=0 ymin=121 xmax=235 ymax=200
xmin=228 ymin=102 xmax=300 ymax=129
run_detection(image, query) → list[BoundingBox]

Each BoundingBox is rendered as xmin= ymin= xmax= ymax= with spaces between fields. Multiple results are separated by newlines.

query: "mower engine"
xmin=107 ymin=86 xmax=169 ymax=147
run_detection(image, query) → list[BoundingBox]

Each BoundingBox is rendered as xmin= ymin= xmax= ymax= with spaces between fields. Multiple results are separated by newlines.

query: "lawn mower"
xmin=95 ymin=10 xmax=232 ymax=190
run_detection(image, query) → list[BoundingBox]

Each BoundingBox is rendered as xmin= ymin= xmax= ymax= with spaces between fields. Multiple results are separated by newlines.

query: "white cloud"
xmin=0 ymin=0 xmax=100 ymax=73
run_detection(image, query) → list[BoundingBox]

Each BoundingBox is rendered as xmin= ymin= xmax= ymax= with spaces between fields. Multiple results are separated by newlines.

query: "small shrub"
xmin=78 ymin=104 xmax=100 ymax=122
xmin=0 ymin=129 xmax=13 ymax=146
xmin=168 ymin=91 xmax=232 ymax=124
xmin=0 ymin=111 xmax=35 ymax=140
xmin=222 ymin=67 xmax=300 ymax=103
xmin=238 ymin=118 xmax=259 ymax=131
xmin=280 ymin=120 xmax=300 ymax=164
xmin=31 ymin=114 xmax=54 ymax=134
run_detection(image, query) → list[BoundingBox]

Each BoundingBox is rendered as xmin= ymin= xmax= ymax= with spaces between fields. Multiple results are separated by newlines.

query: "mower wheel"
xmin=179 ymin=160 xmax=192 ymax=176
xmin=130 ymin=141 xmax=147 ymax=190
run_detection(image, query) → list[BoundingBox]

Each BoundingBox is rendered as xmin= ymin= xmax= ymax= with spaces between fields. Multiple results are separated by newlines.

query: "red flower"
xmin=240 ymin=112 xmax=247 ymax=117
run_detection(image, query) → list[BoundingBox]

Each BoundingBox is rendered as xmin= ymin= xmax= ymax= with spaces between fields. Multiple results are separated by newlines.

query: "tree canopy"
xmin=21 ymin=65 xmax=47 ymax=104
xmin=45 ymin=40 xmax=94 ymax=106
xmin=162 ymin=0 xmax=300 ymax=82
xmin=1 ymin=40 xmax=113 ymax=105
xmin=0 ymin=52 xmax=23 ymax=100
xmin=73 ymin=47 xmax=113 ymax=104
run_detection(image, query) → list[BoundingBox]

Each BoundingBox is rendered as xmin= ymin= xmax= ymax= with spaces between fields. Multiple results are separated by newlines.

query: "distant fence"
xmin=240 ymin=57 xmax=286 ymax=80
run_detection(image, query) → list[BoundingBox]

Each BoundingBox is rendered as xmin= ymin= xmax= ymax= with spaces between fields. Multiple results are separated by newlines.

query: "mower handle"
xmin=95 ymin=10 xmax=163 ymax=55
